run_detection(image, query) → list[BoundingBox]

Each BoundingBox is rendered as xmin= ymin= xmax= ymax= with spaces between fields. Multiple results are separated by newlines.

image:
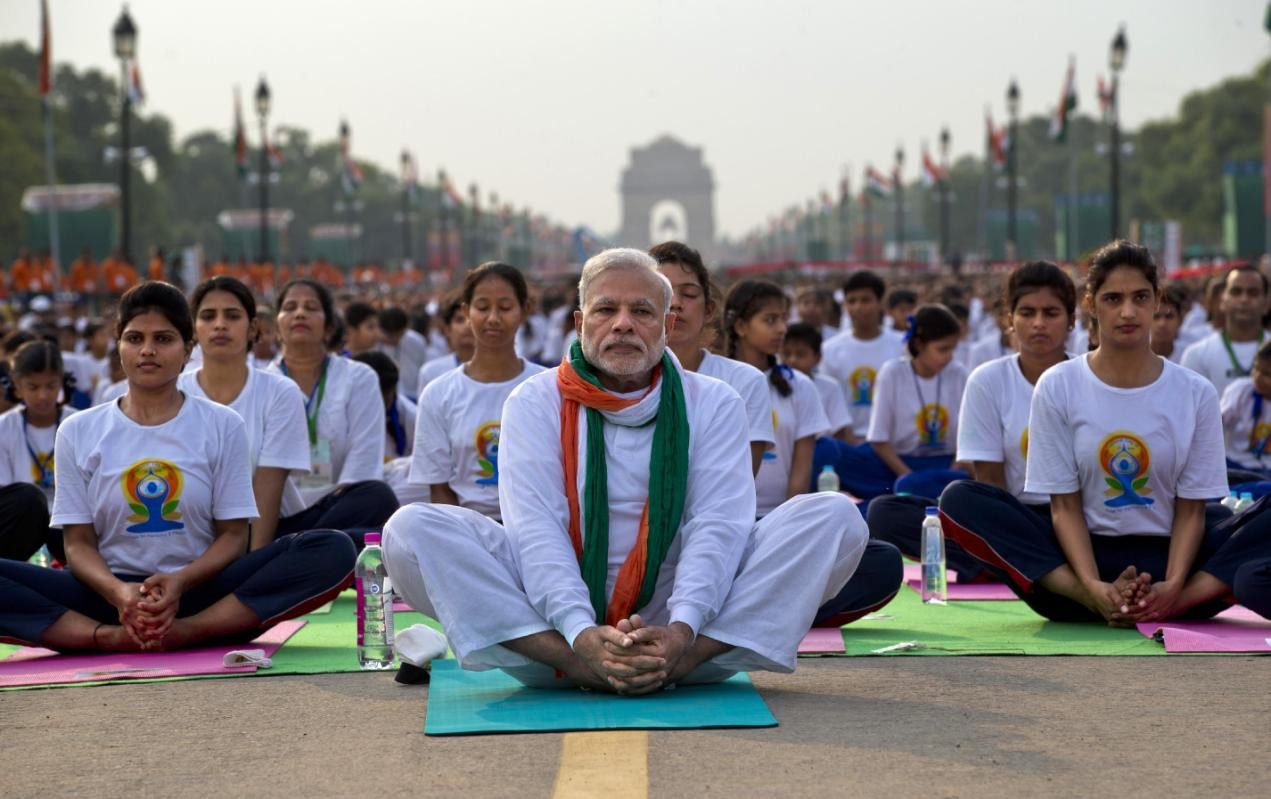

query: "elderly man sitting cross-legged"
xmin=382 ymin=248 xmax=868 ymax=694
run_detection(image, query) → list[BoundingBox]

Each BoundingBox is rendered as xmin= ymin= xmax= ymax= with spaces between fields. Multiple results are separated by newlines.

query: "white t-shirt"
xmin=266 ymin=355 xmax=387 ymax=514
xmin=50 ymin=395 xmax=258 ymax=575
xmin=415 ymin=354 xmax=462 ymax=399
xmin=1025 ymin=354 xmax=1227 ymax=538
xmin=696 ymin=351 xmax=776 ymax=451
xmin=957 ymin=354 xmax=1047 ymax=504
xmin=498 ymin=362 xmax=755 ymax=645
xmin=178 ymin=366 xmax=311 ymax=518
xmin=95 ymin=378 xmax=127 ymax=406
xmin=378 ymin=329 xmax=429 ymax=401
xmin=0 ymin=405 xmax=77 ymax=504
xmin=1181 ymin=331 xmax=1262 ymax=400
xmin=968 ymin=335 xmax=1013 ymax=372
xmin=755 ymin=367 xmax=829 ymax=517
xmin=812 ymin=372 xmax=851 ymax=436
xmin=411 ymin=361 xmax=546 ymax=519
xmin=1220 ymin=376 xmax=1271 ymax=471
xmin=867 ymin=357 xmax=968 ymax=457
xmin=820 ymin=330 xmax=906 ymax=437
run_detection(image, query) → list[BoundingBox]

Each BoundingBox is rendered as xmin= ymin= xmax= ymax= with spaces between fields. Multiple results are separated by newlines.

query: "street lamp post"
xmin=400 ymin=151 xmax=413 ymax=265
xmin=939 ymin=126 xmax=951 ymax=265
xmin=468 ymin=183 xmax=481 ymax=265
xmin=255 ymin=77 xmax=271 ymax=265
xmin=112 ymin=6 xmax=136 ymax=266
xmin=1109 ymin=26 xmax=1128 ymax=240
xmin=1006 ymin=79 xmax=1020 ymax=259
xmin=894 ymin=146 xmax=904 ymax=264
xmin=437 ymin=168 xmax=450 ymax=274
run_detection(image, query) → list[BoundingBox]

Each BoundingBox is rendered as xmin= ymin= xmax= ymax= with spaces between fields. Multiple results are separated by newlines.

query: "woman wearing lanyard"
xmin=270 ymin=279 xmax=399 ymax=546
xmin=178 ymin=276 xmax=311 ymax=549
xmin=0 ymin=340 xmax=76 ymax=560
xmin=0 ymin=282 xmax=354 ymax=651
xmin=941 ymin=241 xmax=1271 ymax=624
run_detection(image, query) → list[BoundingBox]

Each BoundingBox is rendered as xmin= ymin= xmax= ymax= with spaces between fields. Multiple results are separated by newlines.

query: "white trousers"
xmin=382 ymin=492 xmax=867 ymax=680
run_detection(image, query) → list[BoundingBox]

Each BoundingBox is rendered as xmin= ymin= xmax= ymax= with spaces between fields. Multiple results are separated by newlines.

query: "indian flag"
xmin=864 ymin=166 xmax=891 ymax=199
xmin=1049 ymin=56 xmax=1078 ymax=142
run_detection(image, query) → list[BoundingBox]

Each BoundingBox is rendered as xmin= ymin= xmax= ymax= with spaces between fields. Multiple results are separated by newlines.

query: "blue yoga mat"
xmin=424 ymin=661 xmax=778 ymax=736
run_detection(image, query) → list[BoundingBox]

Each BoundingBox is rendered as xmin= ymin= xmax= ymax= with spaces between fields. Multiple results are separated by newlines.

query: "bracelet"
xmin=92 ymin=622 xmax=107 ymax=649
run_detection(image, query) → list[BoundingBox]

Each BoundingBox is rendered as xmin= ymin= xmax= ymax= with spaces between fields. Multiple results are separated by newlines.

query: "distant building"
xmin=619 ymin=135 xmax=717 ymax=262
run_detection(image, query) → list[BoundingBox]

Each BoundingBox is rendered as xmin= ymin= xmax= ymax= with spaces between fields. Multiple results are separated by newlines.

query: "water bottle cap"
xmin=925 ymin=506 xmax=939 ymax=515
xmin=1241 ymin=492 xmax=1254 ymax=500
xmin=821 ymin=465 xmax=834 ymax=472
xmin=364 ymin=532 xmax=382 ymax=545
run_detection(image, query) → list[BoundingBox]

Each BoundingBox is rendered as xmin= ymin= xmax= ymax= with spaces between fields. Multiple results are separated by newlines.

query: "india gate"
xmin=618 ymin=134 xmax=717 ymax=262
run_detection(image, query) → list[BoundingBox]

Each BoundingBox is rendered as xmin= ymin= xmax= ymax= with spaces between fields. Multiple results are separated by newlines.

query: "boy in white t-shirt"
xmin=781 ymin=322 xmax=851 ymax=438
xmin=821 ymin=271 xmax=905 ymax=442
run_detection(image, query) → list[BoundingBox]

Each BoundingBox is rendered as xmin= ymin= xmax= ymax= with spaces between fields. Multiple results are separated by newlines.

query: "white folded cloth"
xmin=223 ymin=649 xmax=272 ymax=668
xmin=394 ymin=624 xmax=448 ymax=667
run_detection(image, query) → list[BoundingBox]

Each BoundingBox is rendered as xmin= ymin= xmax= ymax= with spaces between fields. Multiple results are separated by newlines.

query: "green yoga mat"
xmin=827 ymin=583 xmax=1165 ymax=656
xmin=0 ymin=592 xmax=435 ymax=691
xmin=424 ymin=660 xmax=777 ymax=736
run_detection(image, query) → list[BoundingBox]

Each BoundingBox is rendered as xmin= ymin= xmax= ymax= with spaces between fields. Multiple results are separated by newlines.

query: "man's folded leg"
xmin=382 ymin=503 xmax=552 ymax=671
xmin=700 ymin=492 xmax=868 ymax=675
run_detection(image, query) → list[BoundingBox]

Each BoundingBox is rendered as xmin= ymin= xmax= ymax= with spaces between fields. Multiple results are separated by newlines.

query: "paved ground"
xmin=3 ymin=657 xmax=1266 ymax=798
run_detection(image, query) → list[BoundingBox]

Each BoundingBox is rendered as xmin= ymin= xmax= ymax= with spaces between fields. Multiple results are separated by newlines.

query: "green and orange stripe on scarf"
xmin=557 ymin=339 xmax=689 ymax=627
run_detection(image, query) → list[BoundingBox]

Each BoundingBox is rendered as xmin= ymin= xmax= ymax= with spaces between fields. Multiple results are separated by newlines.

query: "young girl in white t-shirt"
xmin=941 ymin=240 xmax=1271 ymax=623
xmin=867 ymin=304 xmax=969 ymax=480
xmin=870 ymin=262 xmax=1076 ymax=579
xmin=0 ymin=281 xmax=354 ymax=652
xmin=412 ymin=263 xmax=545 ymax=521
xmin=414 ymin=292 xmax=474 ymax=398
xmin=652 ymin=242 xmax=774 ymax=476
xmin=724 ymin=280 xmax=829 ymax=518
xmin=0 ymin=340 xmax=76 ymax=560
xmin=724 ymin=275 xmax=903 ymax=625
xmin=269 ymin=279 xmax=399 ymax=546
xmin=178 ymin=276 xmax=311 ymax=550
xmin=1219 ymin=340 xmax=1271 ymax=477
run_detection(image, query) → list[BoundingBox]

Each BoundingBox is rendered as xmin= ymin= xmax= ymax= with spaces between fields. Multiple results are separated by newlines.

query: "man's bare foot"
xmin=665 ymin=634 xmax=733 ymax=685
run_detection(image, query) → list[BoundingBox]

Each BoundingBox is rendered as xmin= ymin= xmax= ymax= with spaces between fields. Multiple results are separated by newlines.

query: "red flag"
xmin=921 ymin=145 xmax=946 ymax=186
xmin=38 ymin=0 xmax=51 ymax=98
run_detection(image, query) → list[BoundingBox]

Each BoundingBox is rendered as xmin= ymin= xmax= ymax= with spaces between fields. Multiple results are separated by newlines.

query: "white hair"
xmin=577 ymin=248 xmax=673 ymax=314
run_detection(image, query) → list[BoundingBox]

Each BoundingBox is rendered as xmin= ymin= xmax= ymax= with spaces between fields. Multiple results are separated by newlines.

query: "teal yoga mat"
xmin=424 ymin=660 xmax=778 ymax=736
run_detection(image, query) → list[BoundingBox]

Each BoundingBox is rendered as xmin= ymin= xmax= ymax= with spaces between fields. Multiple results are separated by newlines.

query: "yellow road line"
xmin=550 ymin=730 xmax=648 ymax=799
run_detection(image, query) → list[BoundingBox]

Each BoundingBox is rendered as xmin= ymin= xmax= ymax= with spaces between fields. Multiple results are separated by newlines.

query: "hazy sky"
xmin=4 ymin=0 xmax=1268 ymax=238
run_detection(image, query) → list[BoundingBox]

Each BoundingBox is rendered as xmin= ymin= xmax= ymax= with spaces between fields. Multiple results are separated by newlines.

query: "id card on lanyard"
xmin=283 ymin=357 xmax=335 ymax=489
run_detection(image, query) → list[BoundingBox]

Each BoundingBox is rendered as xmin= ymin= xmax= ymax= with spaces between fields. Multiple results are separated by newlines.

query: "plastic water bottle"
xmin=1221 ymin=491 xmax=1239 ymax=510
xmin=1233 ymin=492 xmax=1255 ymax=514
xmin=817 ymin=464 xmax=841 ymax=493
xmin=356 ymin=532 xmax=395 ymax=670
xmin=920 ymin=506 xmax=947 ymax=605
xmin=30 ymin=544 xmax=52 ymax=568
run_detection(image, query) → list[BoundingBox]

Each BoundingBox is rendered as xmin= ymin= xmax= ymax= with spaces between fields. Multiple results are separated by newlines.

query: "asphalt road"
xmin=3 ymin=656 xmax=1266 ymax=798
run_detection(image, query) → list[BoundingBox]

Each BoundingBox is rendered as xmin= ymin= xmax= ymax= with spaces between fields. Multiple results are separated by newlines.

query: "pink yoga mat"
xmin=904 ymin=578 xmax=1018 ymax=601
xmin=0 ymin=619 xmax=305 ymax=687
xmin=1137 ymin=606 xmax=1271 ymax=653
xmin=798 ymin=627 xmax=846 ymax=654
xmin=902 ymin=563 xmax=962 ymax=583
xmin=391 ymin=598 xmax=413 ymax=613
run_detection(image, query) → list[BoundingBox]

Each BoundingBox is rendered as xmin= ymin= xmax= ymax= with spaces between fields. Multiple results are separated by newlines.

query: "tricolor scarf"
xmin=557 ymin=339 xmax=689 ymax=626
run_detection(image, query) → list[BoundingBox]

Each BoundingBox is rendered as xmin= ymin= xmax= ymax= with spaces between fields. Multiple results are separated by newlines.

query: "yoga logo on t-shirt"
xmin=914 ymin=403 xmax=948 ymax=450
xmin=474 ymin=421 xmax=501 ymax=485
xmin=1098 ymin=432 xmax=1154 ymax=508
xmin=1019 ymin=428 xmax=1029 ymax=458
xmin=1250 ymin=422 xmax=1271 ymax=458
xmin=122 ymin=459 xmax=186 ymax=533
xmin=848 ymin=366 xmax=876 ymax=406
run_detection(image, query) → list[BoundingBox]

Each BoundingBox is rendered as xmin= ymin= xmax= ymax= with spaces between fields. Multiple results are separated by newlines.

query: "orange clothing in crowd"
xmin=148 ymin=255 xmax=165 ymax=282
xmin=9 ymin=256 xmax=33 ymax=293
xmin=103 ymin=257 xmax=139 ymax=294
xmin=68 ymin=256 xmax=99 ymax=293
